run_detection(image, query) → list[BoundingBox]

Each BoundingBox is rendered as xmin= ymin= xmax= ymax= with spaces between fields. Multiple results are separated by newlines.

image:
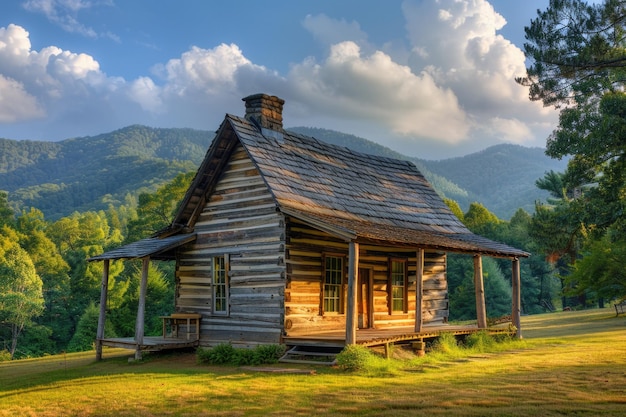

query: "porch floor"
xmin=99 ymin=336 xmax=199 ymax=352
xmin=283 ymin=323 xmax=513 ymax=348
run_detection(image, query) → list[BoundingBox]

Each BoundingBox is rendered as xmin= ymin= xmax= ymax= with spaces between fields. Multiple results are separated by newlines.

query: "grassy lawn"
xmin=1 ymin=309 xmax=625 ymax=416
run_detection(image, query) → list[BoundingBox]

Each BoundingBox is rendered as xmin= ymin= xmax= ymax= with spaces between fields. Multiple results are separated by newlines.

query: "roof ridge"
xmin=226 ymin=114 xmax=414 ymax=169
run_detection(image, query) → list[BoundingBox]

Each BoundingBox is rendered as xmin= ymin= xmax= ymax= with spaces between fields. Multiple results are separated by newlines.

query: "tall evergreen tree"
xmin=519 ymin=0 xmax=626 ymax=233
xmin=520 ymin=0 xmax=626 ymax=302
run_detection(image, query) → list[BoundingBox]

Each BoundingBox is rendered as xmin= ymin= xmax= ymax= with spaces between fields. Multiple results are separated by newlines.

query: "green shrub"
xmin=232 ymin=348 xmax=256 ymax=366
xmin=254 ymin=344 xmax=286 ymax=364
xmin=197 ymin=344 xmax=286 ymax=366
xmin=197 ymin=343 xmax=236 ymax=365
xmin=335 ymin=345 xmax=376 ymax=371
xmin=464 ymin=330 xmax=495 ymax=352
xmin=335 ymin=345 xmax=402 ymax=376
xmin=430 ymin=333 xmax=461 ymax=355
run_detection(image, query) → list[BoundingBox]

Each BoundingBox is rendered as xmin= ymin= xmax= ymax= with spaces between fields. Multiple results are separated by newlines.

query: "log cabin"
xmin=90 ymin=93 xmax=529 ymax=360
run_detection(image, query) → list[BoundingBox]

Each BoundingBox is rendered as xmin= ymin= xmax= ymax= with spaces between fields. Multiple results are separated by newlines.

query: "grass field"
xmin=1 ymin=309 xmax=625 ymax=416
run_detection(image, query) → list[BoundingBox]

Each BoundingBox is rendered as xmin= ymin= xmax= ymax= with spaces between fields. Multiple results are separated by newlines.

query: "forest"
xmin=0 ymin=171 xmax=194 ymax=360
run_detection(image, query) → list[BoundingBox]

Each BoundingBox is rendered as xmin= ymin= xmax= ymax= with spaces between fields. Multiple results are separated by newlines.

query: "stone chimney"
xmin=242 ymin=93 xmax=285 ymax=132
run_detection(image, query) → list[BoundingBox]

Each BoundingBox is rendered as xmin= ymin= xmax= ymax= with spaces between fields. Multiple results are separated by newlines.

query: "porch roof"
xmin=87 ymin=233 xmax=196 ymax=261
xmin=282 ymin=207 xmax=529 ymax=258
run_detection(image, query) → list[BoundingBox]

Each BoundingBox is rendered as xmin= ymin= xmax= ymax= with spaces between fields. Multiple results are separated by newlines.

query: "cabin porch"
xmin=96 ymin=313 xmax=202 ymax=358
xmin=278 ymin=323 xmax=514 ymax=364
xmin=282 ymin=323 xmax=514 ymax=349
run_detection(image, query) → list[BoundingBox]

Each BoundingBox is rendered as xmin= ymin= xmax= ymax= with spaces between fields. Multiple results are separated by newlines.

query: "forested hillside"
xmin=1 ymin=125 xmax=565 ymax=220
xmin=422 ymin=145 xmax=569 ymax=219
xmin=0 ymin=125 xmax=212 ymax=219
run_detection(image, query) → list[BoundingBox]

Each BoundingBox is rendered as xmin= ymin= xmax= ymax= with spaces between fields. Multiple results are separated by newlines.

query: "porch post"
xmin=134 ymin=257 xmax=150 ymax=360
xmin=95 ymin=259 xmax=110 ymax=361
xmin=512 ymin=257 xmax=522 ymax=339
xmin=414 ymin=248 xmax=424 ymax=332
xmin=473 ymin=255 xmax=487 ymax=329
xmin=346 ymin=241 xmax=359 ymax=345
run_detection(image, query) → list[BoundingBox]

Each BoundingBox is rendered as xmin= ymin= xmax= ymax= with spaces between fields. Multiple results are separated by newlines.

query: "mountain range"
xmin=0 ymin=125 xmax=567 ymax=221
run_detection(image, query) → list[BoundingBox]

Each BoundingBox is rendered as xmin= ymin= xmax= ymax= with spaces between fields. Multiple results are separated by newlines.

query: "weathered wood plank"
xmin=204 ymin=203 xmax=277 ymax=220
xmin=190 ymin=234 xmax=284 ymax=250
xmin=174 ymin=144 xmax=288 ymax=345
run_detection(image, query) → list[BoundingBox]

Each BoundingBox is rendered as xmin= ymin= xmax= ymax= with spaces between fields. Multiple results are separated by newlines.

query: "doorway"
xmin=357 ymin=268 xmax=374 ymax=329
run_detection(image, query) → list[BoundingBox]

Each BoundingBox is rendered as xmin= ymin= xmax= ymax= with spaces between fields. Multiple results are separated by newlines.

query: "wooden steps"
xmin=279 ymin=345 xmax=343 ymax=366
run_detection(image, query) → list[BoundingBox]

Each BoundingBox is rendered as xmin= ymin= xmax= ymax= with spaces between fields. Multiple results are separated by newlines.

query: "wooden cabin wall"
xmin=368 ymin=247 xmax=448 ymax=327
xmin=284 ymin=218 xmax=448 ymax=336
xmin=176 ymin=144 xmax=285 ymax=347
xmin=284 ymin=220 xmax=349 ymax=334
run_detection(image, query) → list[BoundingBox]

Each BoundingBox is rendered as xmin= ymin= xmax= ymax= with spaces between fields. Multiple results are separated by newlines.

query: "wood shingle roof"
xmin=170 ymin=113 xmax=527 ymax=258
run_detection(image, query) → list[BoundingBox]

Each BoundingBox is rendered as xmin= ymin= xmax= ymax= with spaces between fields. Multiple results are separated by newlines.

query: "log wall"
xmin=176 ymin=144 xmax=285 ymax=347
xmin=284 ymin=219 xmax=448 ymax=335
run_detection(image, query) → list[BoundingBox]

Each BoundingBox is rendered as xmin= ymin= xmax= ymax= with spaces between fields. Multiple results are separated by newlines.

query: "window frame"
xmin=321 ymin=253 xmax=346 ymax=315
xmin=388 ymin=258 xmax=408 ymax=314
xmin=212 ymin=254 xmax=229 ymax=315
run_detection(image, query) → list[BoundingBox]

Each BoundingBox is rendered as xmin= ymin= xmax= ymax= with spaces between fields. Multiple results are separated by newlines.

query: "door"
xmin=357 ymin=268 xmax=374 ymax=329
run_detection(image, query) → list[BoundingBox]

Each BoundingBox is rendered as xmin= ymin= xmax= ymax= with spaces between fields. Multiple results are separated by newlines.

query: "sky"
xmin=0 ymin=0 xmax=561 ymax=160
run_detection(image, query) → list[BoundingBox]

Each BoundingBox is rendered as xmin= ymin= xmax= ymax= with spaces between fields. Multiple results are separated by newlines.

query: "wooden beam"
xmin=512 ymin=258 xmax=522 ymax=339
xmin=473 ymin=255 xmax=487 ymax=329
xmin=345 ymin=241 xmax=359 ymax=345
xmin=134 ymin=257 xmax=150 ymax=360
xmin=414 ymin=248 xmax=424 ymax=332
xmin=95 ymin=259 xmax=110 ymax=361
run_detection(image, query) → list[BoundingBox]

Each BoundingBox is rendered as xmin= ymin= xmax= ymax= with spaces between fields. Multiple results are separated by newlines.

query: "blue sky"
xmin=0 ymin=0 xmax=559 ymax=159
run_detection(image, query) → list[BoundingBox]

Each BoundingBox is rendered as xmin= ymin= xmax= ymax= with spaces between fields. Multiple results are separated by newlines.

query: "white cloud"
xmin=0 ymin=23 xmax=134 ymax=134
xmin=0 ymin=24 xmax=109 ymax=100
xmin=161 ymin=44 xmax=257 ymax=96
xmin=47 ymin=50 xmax=100 ymax=79
xmin=486 ymin=117 xmax=533 ymax=144
xmin=22 ymin=0 xmax=114 ymax=38
xmin=286 ymin=3 xmax=556 ymax=153
xmin=0 ymin=74 xmax=44 ymax=122
xmin=128 ymin=76 xmax=163 ymax=113
xmin=287 ymin=41 xmax=468 ymax=142
xmin=145 ymin=43 xmax=284 ymax=128
xmin=402 ymin=0 xmax=557 ymax=147
xmin=0 ymin=26 xmax=279 ymax=136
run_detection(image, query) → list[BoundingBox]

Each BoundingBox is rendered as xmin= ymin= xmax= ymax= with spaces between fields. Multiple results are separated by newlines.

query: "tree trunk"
xmin=10 ymin=323 xmax=23 ymax=360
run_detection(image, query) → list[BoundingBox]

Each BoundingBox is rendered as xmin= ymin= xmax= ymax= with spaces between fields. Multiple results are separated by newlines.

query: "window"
xmin=389 ymin=259 xmax=407 ymax=313
xmin=323 ymin=255 xmax=344 ymax=314
xmin=213 ymin=255 xmax=228 ymax=314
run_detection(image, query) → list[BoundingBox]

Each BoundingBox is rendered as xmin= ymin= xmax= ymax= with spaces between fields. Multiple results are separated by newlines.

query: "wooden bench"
xmin=614 ymin=301 xmax=626 ymax=316
xmin=160 ymin=313 xmax=201 ymax=340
